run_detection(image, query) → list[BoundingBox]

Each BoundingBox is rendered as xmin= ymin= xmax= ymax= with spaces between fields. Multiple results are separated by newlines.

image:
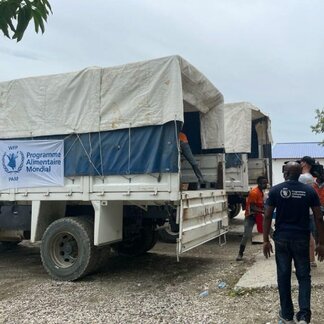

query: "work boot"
xmin=236 ymin=244 xmax=245 ymax=261
xmin=278 ymin=311 xmax=296 ymax=323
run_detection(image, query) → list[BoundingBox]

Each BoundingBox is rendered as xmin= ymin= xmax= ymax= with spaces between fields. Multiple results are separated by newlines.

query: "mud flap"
xmin=177 ymin=190 xmax=228 ymax=259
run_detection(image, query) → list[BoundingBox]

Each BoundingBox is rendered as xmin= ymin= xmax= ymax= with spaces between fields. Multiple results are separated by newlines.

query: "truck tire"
xmin=228 ymin=203 xmax=241 ymax=219
xmin=40 ymin=217 xmax=96 ymax=281
xmin=158 ymin=225 xmax=179 ymax=243
xmin=145 ymin=227 xmax=159 ymax=251
xmin=114 ymin=225 xmax=158 ymax=257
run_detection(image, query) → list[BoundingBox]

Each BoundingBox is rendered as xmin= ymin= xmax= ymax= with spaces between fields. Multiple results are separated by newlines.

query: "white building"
xmin=272 ymin=142 xmax=324 ymax=185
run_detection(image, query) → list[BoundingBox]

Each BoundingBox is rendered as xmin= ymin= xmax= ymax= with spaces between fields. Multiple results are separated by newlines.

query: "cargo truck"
xmin=0 ymin=56 xmax=228 ymax=281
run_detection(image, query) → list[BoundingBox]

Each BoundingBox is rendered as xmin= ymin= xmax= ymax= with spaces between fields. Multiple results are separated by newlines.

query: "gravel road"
xmin=0 ymin=233 xmax=323 ymax=324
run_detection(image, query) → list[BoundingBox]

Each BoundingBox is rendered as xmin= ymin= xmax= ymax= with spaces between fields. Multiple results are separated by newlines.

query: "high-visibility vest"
xmin=179 ymin=132 xmax=188 ymax=143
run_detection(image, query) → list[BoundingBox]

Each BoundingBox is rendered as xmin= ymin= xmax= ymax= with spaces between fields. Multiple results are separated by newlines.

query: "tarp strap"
xmin=173 ymin=117 xmax=180 ymax=153
xmin=64 ymin=134 xmax=78 ymax=159
xmin=225 ymin=153 xmax=243 ymax=168
xmin=76 ymin=133 xmax=102 ymax=176
xmin=98 ymin=116 xmax=104 ymax=178
xmin=98 ymin=69 xmax=104 ymax=178
xmin=88 ymin=132 xmax=104 ymax=179
xmin=128 ymin=124 xmax=131 ymax=174
xmin=234 ymin=153 xmax=242 ymax=163
xmin=174 ymin=117 xmax=181 ymax=171
xmin=98 ymin=129 xmax=104 ymax=177
xmin=88 ymin=133 xmax=92 ymax=159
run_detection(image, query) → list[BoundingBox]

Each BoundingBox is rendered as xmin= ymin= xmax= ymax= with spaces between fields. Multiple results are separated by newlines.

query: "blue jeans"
xmin=240 ymin=216 xmax=273 ymax=246
xmin=274 ymin=239 xmax=311 ymax=322
xmin=240 ymin=215 xmax=256 ymax=246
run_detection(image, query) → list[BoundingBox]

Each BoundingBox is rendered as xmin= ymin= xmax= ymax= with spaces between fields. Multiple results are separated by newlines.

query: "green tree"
xmin=0 ymin=0 xmax=52 ymax=42
xmin=311 ymin=109 xmax=324 ymax=144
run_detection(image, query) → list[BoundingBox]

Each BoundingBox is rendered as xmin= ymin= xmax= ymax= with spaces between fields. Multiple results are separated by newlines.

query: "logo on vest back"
xmin=280 ymin=188 xmax=291 ymax=199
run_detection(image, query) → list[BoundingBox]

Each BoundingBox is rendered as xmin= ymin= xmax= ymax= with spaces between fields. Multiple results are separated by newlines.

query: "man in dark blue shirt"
xmin=263 ymin=162 xmax=324 ymax=324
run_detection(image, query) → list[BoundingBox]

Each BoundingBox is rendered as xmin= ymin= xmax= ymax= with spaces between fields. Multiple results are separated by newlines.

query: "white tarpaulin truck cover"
xmin=0 ymin=55 xmax=224 ymax=149
xmin=224 ymin=102 xmax=272 ymax=153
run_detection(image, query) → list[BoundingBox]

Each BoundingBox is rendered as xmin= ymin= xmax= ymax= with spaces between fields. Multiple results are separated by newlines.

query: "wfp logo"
xmin=280 ymin=188 xmax=291 ymax=199
xmin=2 ymin=151 xmax=24 ymax=173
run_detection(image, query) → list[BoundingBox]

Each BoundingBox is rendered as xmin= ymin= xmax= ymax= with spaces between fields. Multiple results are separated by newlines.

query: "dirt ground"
xmin=0 ymin=226 xmax=323 ymax=323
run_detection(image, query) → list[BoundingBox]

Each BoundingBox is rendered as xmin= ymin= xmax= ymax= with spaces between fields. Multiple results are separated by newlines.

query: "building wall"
xmin=272 ymin=158 xmax=324 ymax=185
xmin=272 ymin=159 xmax=284 ymax=185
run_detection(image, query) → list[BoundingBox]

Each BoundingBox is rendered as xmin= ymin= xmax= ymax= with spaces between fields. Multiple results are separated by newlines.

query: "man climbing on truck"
xmin=179 ymin=131 xmax=206 ymax=185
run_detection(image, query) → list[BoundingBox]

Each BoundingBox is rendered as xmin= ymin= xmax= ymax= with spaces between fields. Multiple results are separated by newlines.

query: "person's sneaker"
xmin=297 ymin=321 xmax=308 ymax=324
xmin=236 ymin=253 xmax=243 ymax=261
xmin=279 ymin=311 xmax=296 ymax=323
xmin=310 ymin=261 xmax=317 ymax=268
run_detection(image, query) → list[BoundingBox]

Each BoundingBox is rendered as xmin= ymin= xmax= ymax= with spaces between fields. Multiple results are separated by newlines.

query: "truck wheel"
xmin=40 ymin=217 xmax=96 ymax=281
xmin=145 ymin=226 xmax=158 ymax=251
xmin=114 ymin=225 xmax=158 ymax=257
xmin=158 ymin=225 xmax=179 ymax=243
xmin=228 ymin=203 xmax=241 ymax=219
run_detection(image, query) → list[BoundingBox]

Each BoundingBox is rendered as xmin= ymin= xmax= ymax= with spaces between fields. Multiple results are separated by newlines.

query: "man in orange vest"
xmin=313 ymin=172 xmax=324 ymax=207
xmin=236 ymin=175 xmax=268 ymax=261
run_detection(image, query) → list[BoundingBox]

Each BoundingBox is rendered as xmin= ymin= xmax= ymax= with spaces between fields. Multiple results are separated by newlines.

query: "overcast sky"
xmin=1 ymin=0 xmax=323 ymax=144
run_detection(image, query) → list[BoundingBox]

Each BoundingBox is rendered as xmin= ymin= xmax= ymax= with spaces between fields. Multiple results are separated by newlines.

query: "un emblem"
xmin=2 ymin=151 xmax=24 ymax=173
xmin=280 ymin=188 xmax=291 ymax=199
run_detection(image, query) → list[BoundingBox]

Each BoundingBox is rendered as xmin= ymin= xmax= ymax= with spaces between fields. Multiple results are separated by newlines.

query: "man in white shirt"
xmin=299 ymin=156 xmax=315 ymax=185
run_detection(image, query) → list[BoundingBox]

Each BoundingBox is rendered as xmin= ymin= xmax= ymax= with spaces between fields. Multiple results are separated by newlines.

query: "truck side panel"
xmin=177 ymin=190 xmax=228 ymax=255
xmin=92 ymin=200 xmax=123 ymax=246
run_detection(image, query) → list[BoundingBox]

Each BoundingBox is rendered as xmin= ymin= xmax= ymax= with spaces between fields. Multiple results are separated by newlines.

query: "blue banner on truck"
xmin=1 ymin=121 xmax=180 ymax=178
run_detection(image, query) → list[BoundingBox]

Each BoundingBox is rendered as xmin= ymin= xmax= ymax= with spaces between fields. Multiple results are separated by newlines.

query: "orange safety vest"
xmin=245 ymin=186 xmax=264 ymax=233
xmin=313 ymin=182 xmax=324 ymax=206
xmin=179 ymin=132 xmax=188 ymax=143
xmin=245 ymin=186 xmax=264 ymax=217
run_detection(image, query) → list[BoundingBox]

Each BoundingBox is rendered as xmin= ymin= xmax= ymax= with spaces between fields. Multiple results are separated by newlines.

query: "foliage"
xmin=311 ymin=109 xmax=324 ymax=145
xmin=0 ymin=0 xmax=52 ymax=42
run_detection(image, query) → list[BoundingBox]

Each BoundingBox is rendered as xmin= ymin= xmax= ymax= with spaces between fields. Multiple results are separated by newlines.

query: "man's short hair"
xmin=300 ymin=156 xmax=315 ymax=166
xmin=257 ymin=176 xmax=267 ymax=184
